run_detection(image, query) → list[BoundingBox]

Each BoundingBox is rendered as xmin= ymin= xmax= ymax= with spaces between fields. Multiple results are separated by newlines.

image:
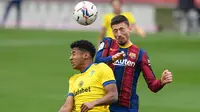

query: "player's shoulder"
xmin=140 ymin=48 xmax=147 ymax=53
xmin=102 ymin=37 xmax=113 ymax=42
xmin=104 ymin=13 xmax=114 ymax=17
xmin=95 ymin=62 xmax=110 ymax=69
xmin=69 ymin=73 xmax=79 ymax=82
xmin=99 ymin=37 xmax=115 ymax=49
xmin=138 ymin=48 xmax=148 ymax=57
xmin=122 ymin=12 xmax=134 ymax=16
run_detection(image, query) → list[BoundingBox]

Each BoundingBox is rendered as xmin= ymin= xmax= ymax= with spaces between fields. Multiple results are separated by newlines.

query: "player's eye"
xmin=119 ymin=28 xmax=125 ymax=32
xmin=113 ymin=29 xmax=118 ymax=34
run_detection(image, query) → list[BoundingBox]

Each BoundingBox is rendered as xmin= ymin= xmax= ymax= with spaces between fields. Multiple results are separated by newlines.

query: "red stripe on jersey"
xmin=102 ymin=40 xmax=109 ymax=57
xmin=108 ymin=40 xmax=119 ymax=70
xmin=119 ymin=44 xmax=140 ymax=108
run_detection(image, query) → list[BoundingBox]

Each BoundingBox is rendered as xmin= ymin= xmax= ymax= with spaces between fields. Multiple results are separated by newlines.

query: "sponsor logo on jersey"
xmin=129 ymin=52 xmax=136 ymax=59
xmin=74 ymin=87 xmax=91 ymax=96
xmin=98 ymin=42 xmax=105 ymax=51
xmin=90 ymin=70 xmax=95 ymax=76
xmin=113 ymin=59 xmax=135 ymax=67
xmin=147 ymin=59 xmax=151 ymax=66
xmin=78 ymin=81 xmax=84 ymax=88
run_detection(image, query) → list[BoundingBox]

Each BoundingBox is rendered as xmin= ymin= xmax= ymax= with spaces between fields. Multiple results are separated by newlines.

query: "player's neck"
xmin=114 ymin=10 xmax=121 ymax=15
xmin=119 ymin=40 xmax=132 ymax=48
xmin=80 ymin=61 xmax=93 ymax=73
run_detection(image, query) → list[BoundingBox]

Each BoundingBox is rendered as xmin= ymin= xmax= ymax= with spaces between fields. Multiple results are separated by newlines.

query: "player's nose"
xmin=117 ymin=30 xmax=122 ymax=36
xmin=69 ymin=55 xmax=73 ymax=60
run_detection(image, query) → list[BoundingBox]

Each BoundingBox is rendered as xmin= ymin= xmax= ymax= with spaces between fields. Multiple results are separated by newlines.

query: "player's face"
xmin=112 ymin=22 xmax=132 ymax=45
xmin=69 ymin=48 xmax=85 ymax=70
xmin=112 ymin=0 xmax=121 ymax=14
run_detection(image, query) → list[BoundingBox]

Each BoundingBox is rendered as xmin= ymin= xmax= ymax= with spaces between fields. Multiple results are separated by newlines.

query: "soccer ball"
xmin=73 ymin=1 xmax=98 ymax=25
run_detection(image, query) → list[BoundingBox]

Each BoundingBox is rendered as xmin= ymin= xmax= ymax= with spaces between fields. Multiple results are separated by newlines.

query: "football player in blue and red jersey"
xmin=95 ymin=15 xmax=173 ymax=112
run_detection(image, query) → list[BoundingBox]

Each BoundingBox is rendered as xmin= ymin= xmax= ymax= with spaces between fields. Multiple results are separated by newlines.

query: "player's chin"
xmin=71 ymin=64 xmax=76 ymax=68
xmin=118 ymin=41 xmax=126 ymax=46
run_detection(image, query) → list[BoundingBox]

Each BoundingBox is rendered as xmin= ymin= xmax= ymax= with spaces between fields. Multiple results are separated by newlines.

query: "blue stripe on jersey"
xmin=136 ymin=49 xmax=144 ymax=65
xmin=103 ymin=80 xmax=116 ymax=87
xmin=95 ymin=38 xmax=113 ymax=63
xmin=113 ymin=48 xmax=128 ymax=94
xmin=68 ymin=93 xmax=74 ymax=96
xmin=130 ymin=49 xmax=143 ymax=109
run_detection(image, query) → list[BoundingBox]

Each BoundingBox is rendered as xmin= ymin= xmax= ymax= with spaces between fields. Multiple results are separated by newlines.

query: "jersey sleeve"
xmin=68 ymin=77 xmax=74 ymax=96
xmin=102 ymin=14 xmax=108 ymax=27
xmin=127 ymin=12 xmax=136 ymax=25
xmin=140 ymin=50 xmax=164 ymax=93
xmin=98 ymin=63 xmax=116 ymax=87
xmin=95 ymin=38 xmax=113 ymax=63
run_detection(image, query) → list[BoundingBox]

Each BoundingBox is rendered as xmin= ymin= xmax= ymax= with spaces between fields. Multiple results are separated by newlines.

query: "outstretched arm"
xmin=132 ymin=24 xmax=146 ymax=38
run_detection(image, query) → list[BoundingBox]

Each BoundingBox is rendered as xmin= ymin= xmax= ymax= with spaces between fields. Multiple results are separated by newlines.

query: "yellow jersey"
xmin=102 ymin=12 xmax=136 ymax=39
xmin=68 ymin=63 xmax=116 ymax=112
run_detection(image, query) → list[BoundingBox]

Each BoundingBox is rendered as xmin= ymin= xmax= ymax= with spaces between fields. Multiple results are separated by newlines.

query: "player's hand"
xmin=138 ymin=28 xmax=146 ymax=38
xmin=112 ymin=51 xmax=125 ymax=61
xmin=81 ymin=102 xmax=95 ymax=112
xmin=161 ymin=69 xmax=172 ymax=85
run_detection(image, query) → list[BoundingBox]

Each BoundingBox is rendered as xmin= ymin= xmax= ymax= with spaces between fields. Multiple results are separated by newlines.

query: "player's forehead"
xmin=71 ymin=47 xmax=82 ymax=53
xmin=112 ymin=0 xmax=121 ymax=5
xmin=112 ymin=22 xmax=128 ymax=30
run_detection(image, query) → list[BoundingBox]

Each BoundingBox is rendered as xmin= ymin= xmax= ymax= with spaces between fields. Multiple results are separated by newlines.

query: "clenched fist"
xmin=112 ymin=51 xmax=125 ymax=61
xmin=161 ymin=69 xmax=173 ymax=85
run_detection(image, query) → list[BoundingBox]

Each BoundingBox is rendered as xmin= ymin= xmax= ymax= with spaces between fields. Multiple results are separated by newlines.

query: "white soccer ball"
xmin=73 ymin=1 xmax=98 ymax=25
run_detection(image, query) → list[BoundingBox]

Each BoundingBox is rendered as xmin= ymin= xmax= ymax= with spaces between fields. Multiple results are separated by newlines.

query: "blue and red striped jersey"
xmin=95 ymin=38 xmax=164 ymax=109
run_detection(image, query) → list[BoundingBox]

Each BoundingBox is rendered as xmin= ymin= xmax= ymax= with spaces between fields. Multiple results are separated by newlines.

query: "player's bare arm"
xmin=132 ymin=24 xmax=146 ymax=38
xmin=59 ymin=96 xmax=74 ymax=112
xmin=80 ymin=83 xmax=118 ymax=112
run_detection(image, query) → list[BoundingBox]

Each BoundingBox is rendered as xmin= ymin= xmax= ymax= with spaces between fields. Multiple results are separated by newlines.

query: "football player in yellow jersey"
xmin=98 ymin=0 xmax=146 ymax=45
xmin=59 ymin=40 xmax=118 ymax=112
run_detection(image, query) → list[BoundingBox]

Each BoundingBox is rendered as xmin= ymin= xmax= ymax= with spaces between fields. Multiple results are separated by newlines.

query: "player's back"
xmin=69 ymin=63 xmax=115 ymax=112
xmin=103 ymin=12 xmax=135 ymax=39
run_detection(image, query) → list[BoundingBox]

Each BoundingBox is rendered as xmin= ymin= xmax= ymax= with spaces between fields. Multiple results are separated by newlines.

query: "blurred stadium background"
xmin=0 ymin=0 xmax=200 ymax=112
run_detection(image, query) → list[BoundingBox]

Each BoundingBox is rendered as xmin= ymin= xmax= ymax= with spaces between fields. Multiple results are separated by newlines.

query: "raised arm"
xmin=132 ymin=24 xmax=146 ymax=38
xmin=95 ymin=39 xmax=113 ymax=63
xmin=95 ymin=38 xmax=124 ymax=64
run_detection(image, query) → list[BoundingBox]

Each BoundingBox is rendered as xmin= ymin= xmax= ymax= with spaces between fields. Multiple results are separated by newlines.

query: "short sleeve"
xmin=98 ymin=63 xmax=116 ymax=87
xmin=102 ymin=14 xmax=108 ymax=27
xmin=68 ymin=78 xmax=74 ymax=96
xmin=127 ymin=12 xmax=136 ymax=25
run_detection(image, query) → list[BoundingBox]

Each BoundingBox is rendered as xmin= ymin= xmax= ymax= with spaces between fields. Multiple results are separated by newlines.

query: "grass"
xmin=0 ymin=28 xmax=200 ymax=112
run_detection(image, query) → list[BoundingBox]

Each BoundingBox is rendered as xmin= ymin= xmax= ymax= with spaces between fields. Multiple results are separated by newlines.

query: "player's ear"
xmin=128 ymin=24 xmax=133 ymax=32
xmin=83 ymin=52 xmax=90 ymax=59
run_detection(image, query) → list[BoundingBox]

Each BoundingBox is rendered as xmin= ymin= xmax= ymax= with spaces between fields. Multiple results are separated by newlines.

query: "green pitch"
xmin=0 ymin=29 xmax=200 ymax=112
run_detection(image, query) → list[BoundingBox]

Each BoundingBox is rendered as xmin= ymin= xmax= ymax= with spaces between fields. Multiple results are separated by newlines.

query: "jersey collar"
xmin=81 ymin=63 xmax=93 ymax=73
xmin=118 ymin=41 xmax=133 ymax=48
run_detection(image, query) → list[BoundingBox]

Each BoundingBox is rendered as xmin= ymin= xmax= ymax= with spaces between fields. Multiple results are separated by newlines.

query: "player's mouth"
xmin=70 ymin=61 xmax=75 ymax=66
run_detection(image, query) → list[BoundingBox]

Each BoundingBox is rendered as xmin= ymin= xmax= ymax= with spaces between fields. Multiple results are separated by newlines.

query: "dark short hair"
xmin=111 ymin=15 xmax=130 ymax=27
xmin=70 ymin=40 xmax=96 ymax=58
